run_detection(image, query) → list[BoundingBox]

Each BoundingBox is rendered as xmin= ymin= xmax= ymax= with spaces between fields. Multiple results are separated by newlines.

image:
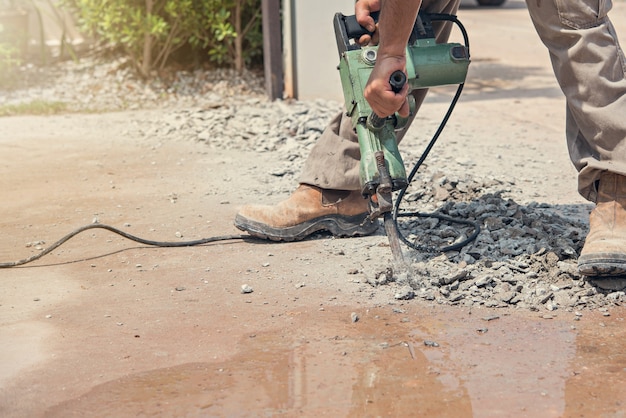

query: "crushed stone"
xmin=3 ymin=58 xmax=624 ymax=313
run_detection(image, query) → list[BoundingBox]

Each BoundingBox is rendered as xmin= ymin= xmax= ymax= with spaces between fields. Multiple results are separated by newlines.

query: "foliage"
xmin=0 ymin=99 xmax=68 ymax=116
xmin=65 ymin=0 xmax=262 ymax=77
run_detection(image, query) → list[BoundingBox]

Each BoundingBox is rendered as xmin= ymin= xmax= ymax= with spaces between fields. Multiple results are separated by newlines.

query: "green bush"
xmin=66 ymin=0 xmax=262 ymax=77
xmin=0 ymin=99 xmax=68 ymax=116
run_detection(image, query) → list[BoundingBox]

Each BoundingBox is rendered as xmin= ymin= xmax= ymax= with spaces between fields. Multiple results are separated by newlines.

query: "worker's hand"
xmin=364 ymin=55 xmax=410 ymax=118
xmin=355 ymin=0 xmax=380 ymax=45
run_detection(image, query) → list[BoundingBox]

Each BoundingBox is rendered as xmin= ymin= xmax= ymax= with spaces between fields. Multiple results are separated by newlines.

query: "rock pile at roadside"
xmin=390 ymin=176 xmax=623 ymax=313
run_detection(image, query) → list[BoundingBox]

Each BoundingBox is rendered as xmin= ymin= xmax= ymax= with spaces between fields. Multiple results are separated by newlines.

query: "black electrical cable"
xmin=0 ymin=223 xmax=248 ymax=268
xmin=1 ymin=14 xmax=479 ymax=269
xmin=391 ymin=14 xmax=481 ymax=254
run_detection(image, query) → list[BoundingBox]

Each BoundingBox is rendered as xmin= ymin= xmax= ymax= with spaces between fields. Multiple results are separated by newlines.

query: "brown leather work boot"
xmin=578 ymin=172 xmax=626 ymax=277
xmin=234 ymin=184 xmax=379 ymax=241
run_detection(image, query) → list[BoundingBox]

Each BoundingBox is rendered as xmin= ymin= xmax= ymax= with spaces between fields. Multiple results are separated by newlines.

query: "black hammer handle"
xmin=368 ymin=70 xmax=407 ymax=130
xmin=342 ymin=11 xmax=380 ymax=40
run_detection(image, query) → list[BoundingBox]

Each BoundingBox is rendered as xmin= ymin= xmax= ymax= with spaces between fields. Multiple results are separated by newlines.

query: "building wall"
xmin=288 ymin=0 xmax=355 ymax=102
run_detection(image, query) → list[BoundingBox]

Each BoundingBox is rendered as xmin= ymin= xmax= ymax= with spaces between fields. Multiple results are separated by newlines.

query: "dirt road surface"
xmin=2 ymin=1 xmax=626 ymax=417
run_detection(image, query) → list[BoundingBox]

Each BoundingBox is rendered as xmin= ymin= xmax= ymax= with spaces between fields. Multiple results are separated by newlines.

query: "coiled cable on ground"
xmin=391 ymin=13 xmax=481 ymax=253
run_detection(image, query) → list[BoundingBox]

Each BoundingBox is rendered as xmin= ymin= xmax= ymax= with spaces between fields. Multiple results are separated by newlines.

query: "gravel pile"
xmin=3 ymin=58 xmax=624 ymax=312
xmin=1 ymin=57 xmax=267 ymax=111
xmin=389 ymin=176 xmax=624 ymax=313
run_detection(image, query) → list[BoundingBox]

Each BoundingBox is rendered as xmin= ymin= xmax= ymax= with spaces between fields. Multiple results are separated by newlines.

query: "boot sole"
xmin=578 ymin=253 xmax=626 ymax=277
xmin=234 ymin=213 xmax=379 ymax=242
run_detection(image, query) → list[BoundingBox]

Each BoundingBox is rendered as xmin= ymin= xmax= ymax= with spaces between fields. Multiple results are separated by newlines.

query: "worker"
xmin=234 ymin=0 xmax=458 ymax=240
xmin=235 ymin=0 xmax=626 ymax=278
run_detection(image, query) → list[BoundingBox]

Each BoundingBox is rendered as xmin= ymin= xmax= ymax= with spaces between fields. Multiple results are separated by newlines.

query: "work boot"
xmin=234 ymin=184 xmax=378 ymax=241
xmin=578 ymin=172 xmax=626 ymax=277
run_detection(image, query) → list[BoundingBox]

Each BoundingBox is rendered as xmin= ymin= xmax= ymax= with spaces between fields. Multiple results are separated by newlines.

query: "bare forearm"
xmin=363 ymin=0 xmax=421 ymax=117
xmin=377 ymin=0 xmax=422 ymax=58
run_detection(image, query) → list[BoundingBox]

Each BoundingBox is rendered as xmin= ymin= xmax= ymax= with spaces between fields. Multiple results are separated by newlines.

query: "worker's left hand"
xmin=355 ymin=0 xmax=380 ymax=45
xmin=364 ymin=55 xmax=409 ymax=118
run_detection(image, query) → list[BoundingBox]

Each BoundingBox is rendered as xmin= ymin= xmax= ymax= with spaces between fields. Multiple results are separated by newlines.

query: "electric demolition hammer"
xmin=333 ymin=11 xmax=470 ymax=263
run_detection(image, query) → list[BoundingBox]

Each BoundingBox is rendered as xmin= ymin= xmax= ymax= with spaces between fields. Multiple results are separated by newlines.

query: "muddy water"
xmin=44 ymin=306 xmax=625 ymax=417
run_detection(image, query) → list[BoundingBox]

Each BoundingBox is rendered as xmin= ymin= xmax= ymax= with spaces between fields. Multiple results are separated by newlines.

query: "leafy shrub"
xmin=0 ymin=99 xmax=68 ymax=116
xmin=65 ymin=0 xmax=262 ymax=77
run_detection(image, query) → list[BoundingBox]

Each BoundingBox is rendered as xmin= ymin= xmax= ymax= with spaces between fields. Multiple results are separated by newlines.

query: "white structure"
xmin=283 ymin=0 xmax=354 ymax=102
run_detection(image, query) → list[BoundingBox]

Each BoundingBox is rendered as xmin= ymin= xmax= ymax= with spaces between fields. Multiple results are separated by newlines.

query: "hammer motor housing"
xmin=334 ymin=12 xmax=470 ymax=197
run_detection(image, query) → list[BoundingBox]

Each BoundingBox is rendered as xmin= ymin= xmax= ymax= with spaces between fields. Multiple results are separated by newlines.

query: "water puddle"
xmin=45 ymin=306 xmax=626 ymax=417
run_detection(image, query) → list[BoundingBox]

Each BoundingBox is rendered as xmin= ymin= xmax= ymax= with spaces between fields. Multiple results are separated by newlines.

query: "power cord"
xmin=391 ymin=13 xmax=481 ymax=253
xmin=1 ymin=14 xmax=479 ymax=268
xmin=0 ymin=223 xmax=248 ymax=268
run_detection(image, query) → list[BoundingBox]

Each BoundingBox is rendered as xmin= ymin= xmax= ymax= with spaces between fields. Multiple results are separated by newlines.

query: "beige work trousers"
xmin=300 ymin=0 xmax=626 ymax=203
xmin=526 ymin=0 xmax=626 ymax=202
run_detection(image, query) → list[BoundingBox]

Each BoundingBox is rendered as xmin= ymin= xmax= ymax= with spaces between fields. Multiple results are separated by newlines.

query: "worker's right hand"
xmin=355 ymin=0 xmax=381 ymax=45
xmin=364 ymin=55 xmax=410 ymax=118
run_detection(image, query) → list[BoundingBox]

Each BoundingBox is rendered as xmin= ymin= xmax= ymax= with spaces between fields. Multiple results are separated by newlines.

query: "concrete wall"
xmin=287 ymin=0 xmax=355 ymax=102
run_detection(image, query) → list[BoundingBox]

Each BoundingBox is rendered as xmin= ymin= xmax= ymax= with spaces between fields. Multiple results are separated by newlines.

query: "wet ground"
xmin=46 ymin=308 xmax=626 ymax=417
xmin=7 ymin=301 xmax=626 ymax=417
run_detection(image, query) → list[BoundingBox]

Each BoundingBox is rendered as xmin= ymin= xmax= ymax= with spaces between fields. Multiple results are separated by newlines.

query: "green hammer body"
xmin=334 ymin=12 xmax=470 ymax=199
